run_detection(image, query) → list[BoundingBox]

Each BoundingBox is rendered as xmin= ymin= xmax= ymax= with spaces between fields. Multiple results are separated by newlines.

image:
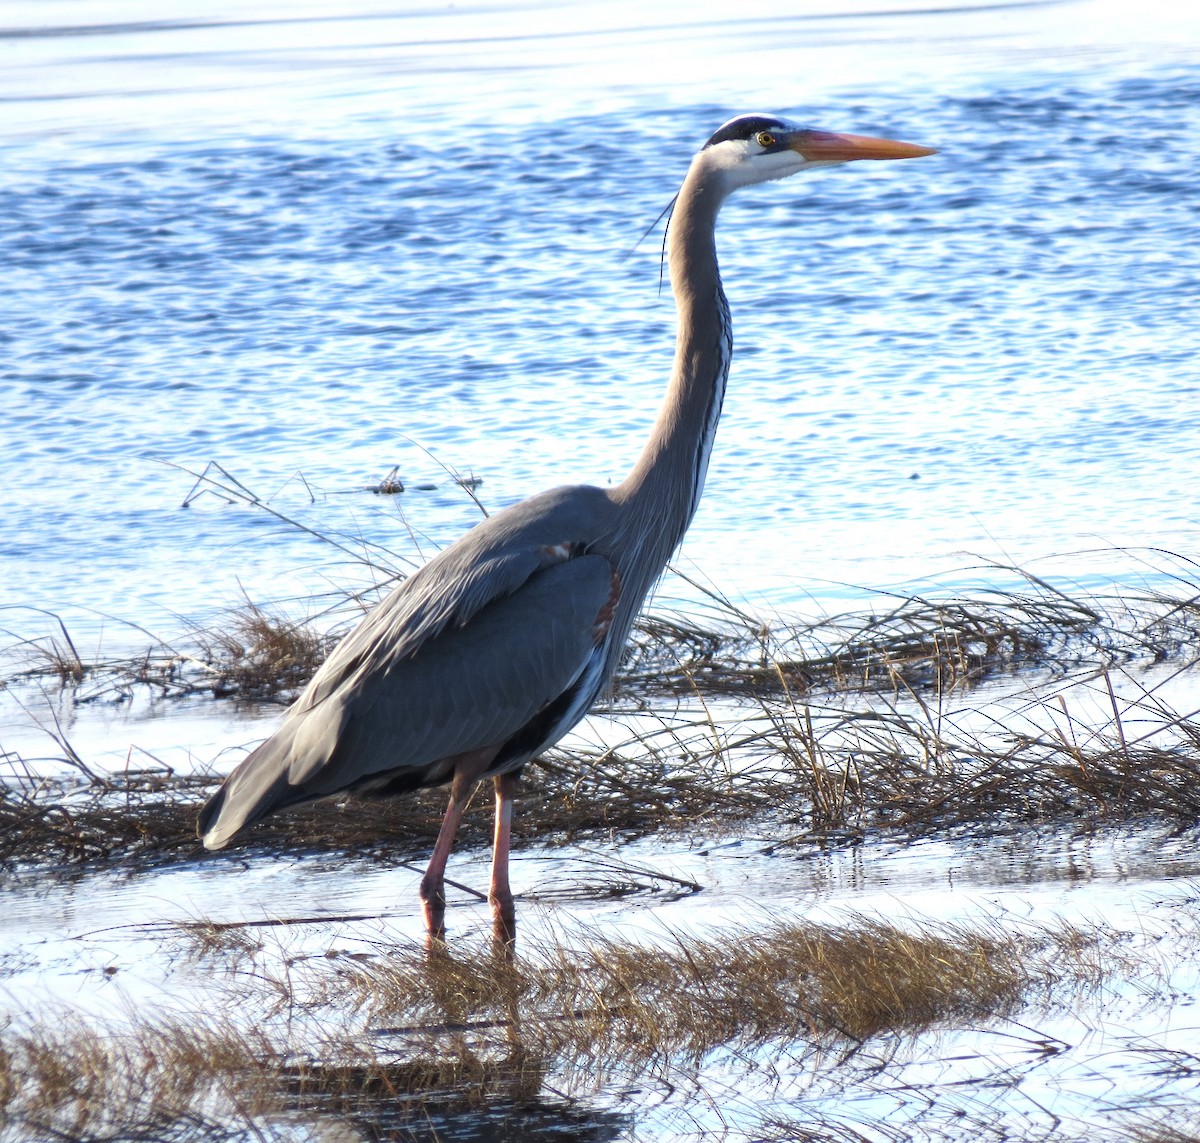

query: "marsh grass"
xmin=6 ymin=558 xmax=1200 ymax=709
xmin=0 ymin=1014 xmax=282 ymax=1143
xmin=187 ymin=601 xmax=334 ymax=701
xmin=0 ymin=1011 xmax=569 ymax=1143
xmin=15 ymin=462 xmax=1177 ymax=708
xmin=0 ymin=771 xmax=454 ymax=872
xmin=0 ymin=913 xmax=1123 ymax=1143
xmin=1 ymin=901 xmax=1194 ymax=1143
xmin=1131 ymin=1128 xmax=1200 ymax=1143
xmin=0 ymin=770 xmax=206 ymax=868
xmin=756 ymin=664 xmax=1200 ymax=836
xmin=5 ymin=656 xmax=1200 ymax=877
xmin=3 ymin=598 xmax=340 ymax=707
xmin=624 ymin=569 xmax=1200 ymax=701
xmin=750 ymin=1116 xmax=1200 ymax=1143
xmin=340 ymin=916 xmax=1034 ymax=1057
xmin=5 ymin=549 xmax=1200 ymax=875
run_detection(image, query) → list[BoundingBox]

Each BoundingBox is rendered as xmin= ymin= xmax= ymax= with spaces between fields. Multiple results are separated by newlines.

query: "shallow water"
xmin=6 ymin=824 xmax=1200 ymax=1140
xmin=6 ymin=663 xmax=1200 ymax=1139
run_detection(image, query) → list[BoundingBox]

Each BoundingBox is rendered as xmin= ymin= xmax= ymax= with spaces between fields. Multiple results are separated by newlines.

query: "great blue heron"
xmin=199 ymin=114 xmax=935 ymax=944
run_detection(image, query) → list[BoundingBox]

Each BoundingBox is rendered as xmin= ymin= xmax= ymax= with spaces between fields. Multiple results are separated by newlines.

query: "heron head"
xmin=700 ymin=114 xmax=937 ymax=189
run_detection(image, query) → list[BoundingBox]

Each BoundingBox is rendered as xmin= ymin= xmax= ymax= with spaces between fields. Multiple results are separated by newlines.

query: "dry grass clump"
xmin=750 ymin=1116 xmax=1200 ymax=1143
xmin=1 ymin=599 xmax=339 ymax=706
xmin=171 ymin=918 xmax=267 ymax=966
xmin=0 ymin=769 xmax=456 ymax=874
xmin=0 ymin=746 xmax=736 ymax=877
xmin=1130 ymin=1127 xmax=1200 ymax=1143
xmin=0 ymin=1015 xmax=280 ymax=1142
xmin=2 ymin=609 xmax=88 ymax=686
xmin=622 ymin=570 xmax=1199 ymax=702
xmin=335 ymin=916 xmax=1031 ymax=1061
xmin=189 ymin=602 xmax=333 ymax=701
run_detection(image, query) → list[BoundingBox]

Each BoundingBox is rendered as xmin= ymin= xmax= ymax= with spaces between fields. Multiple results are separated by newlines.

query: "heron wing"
xmin=303 ymin=552 xmax=616 ymax=788
xmin=297 ymin=541 xmax=585 ymax=713
xmin=200 ymin=551 xmax=615 ymax=847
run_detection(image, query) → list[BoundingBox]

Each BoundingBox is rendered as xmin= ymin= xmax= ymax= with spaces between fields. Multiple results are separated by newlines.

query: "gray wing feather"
xmin=299 ymin=545 xmax=566 ymax=712
xmin=317 ymin=555 xmax=612 ymax=785
xmin=201 ymin=551 xmax=614 ymax=847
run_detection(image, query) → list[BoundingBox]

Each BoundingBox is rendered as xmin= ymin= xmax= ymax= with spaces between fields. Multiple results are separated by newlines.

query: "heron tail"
xmin=197 ymin=716 xmax=329 ymax=850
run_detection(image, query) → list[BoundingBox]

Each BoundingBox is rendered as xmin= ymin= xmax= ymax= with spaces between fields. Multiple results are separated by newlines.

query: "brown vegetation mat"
xmin=3 ymin=657 xmax=1200 ymax=879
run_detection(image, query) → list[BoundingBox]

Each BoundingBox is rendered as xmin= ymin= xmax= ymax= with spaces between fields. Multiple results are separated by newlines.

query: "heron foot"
xmin=490 ymin=888 xmax=516 ymax=954
xmin=420 ymin=876 xmax=447 ymax=941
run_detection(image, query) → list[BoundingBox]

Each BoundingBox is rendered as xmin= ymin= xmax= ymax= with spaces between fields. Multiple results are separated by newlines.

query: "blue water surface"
xmin=2 ymin=0 xmax=1198 ymax=653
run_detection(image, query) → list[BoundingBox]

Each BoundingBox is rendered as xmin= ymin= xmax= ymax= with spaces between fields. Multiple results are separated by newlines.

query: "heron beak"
xmin=788 ymin=130 xmax=938 ymax=162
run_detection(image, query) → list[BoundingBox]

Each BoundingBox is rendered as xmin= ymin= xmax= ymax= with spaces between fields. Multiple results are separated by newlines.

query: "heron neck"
xmin=613 ymin=161 xmax=731 ymax=556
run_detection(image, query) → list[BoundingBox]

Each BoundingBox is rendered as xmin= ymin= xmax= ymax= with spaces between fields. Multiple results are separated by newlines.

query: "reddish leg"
xmin=419 ymin=747 xmax=497 ymax=942
xmin=489 ymin=771 xmax=520 ymax=950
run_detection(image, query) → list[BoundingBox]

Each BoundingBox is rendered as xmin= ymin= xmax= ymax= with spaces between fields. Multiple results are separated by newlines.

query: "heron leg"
xmin=419 ymin=747 xmax=498 ymax=941
xmin=489 ymin=770 xmax=520 ymax=951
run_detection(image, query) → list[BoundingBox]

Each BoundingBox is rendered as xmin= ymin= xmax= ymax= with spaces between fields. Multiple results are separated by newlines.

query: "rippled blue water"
xmin=2 ymin=0 xmax=1199 ymax=652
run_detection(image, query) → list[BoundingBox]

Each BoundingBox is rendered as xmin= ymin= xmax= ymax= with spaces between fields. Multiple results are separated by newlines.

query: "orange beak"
xmin=788 ymin=130 xmax=938 ymax=161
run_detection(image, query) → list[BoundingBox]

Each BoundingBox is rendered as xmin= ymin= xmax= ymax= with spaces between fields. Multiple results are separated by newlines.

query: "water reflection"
xmin=4 ymin=826 xmax=1200 ymax=1140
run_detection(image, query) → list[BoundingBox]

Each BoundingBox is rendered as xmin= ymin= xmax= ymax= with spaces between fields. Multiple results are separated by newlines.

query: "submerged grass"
xmin=339 ymin=916 xmax=1033 ymax=1054
xmin=0 ymin=1012 xmax=595 ymax=1143
xmin=0 ymin=1013 xmax=281 ymax=1143
xmin=0 ymin=910 xmax=1145 ymax=1143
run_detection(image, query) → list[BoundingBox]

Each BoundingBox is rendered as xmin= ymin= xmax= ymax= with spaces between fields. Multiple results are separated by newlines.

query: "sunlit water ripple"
xmin=3 ymin=1 xmax=1199 ymax=656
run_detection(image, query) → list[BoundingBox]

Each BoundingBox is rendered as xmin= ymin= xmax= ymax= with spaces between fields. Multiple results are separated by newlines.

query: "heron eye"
xmin=756 ymin=131 xmax=776 ymax=148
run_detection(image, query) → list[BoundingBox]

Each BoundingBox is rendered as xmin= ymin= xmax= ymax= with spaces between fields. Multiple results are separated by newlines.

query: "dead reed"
xmin=5 ymin=655 xmax=1200 ymax=878
xmin=339 ymin=915 xmax=1031 ymax=1059
xmin=5 ymin=558 xmax=1200 ymax=708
